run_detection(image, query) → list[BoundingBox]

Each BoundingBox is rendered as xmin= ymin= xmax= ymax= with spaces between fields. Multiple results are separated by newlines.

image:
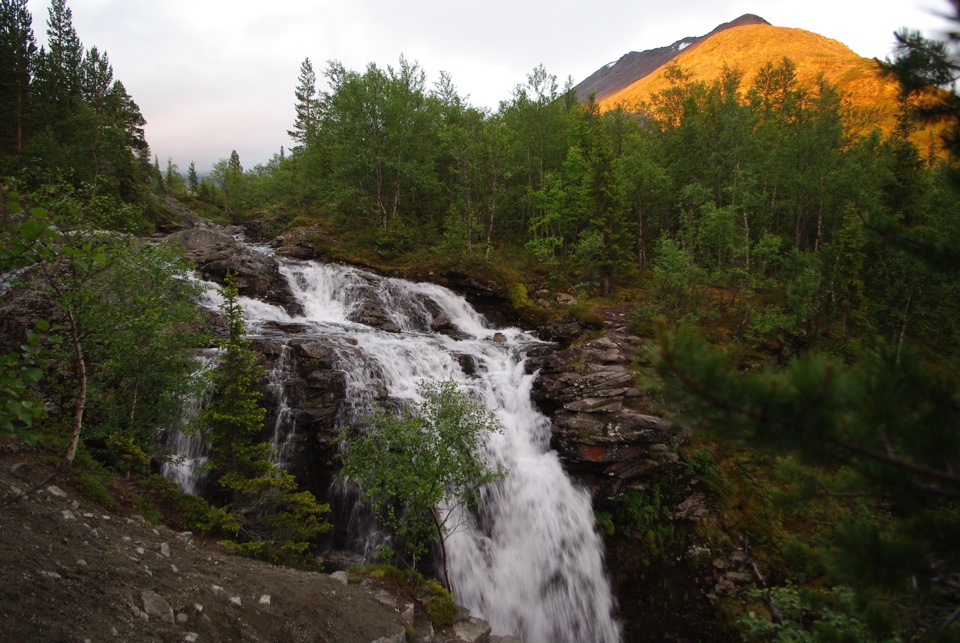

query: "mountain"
xmin=574 ymin=14 xmax=770 ymax=103
xmin=574 ymin=15 xmax=933 ymax=146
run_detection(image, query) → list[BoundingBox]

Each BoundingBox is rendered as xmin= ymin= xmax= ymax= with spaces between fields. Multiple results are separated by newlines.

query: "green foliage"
xmin=594 ymin=510 xmax=616 ymax=537
xmin=615 ymin=485 xmax=680 ymax=562
xmin=419 ymin=577 xmax=458 ymax=628
xmin=72 ymin=469 xmax=120 ymax=513
xmin=104 ymin=432 xmax=148 ymax=475
xmin=737 ymin=583 xmax=888 ymax=642
xmin=0 ymin=323 xmax=48 ymax=441
xmin=338 ymin=379 xmax=506 ymax=584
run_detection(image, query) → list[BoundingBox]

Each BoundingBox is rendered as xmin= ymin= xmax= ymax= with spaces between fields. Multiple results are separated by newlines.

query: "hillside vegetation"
xmin=599 ymin=22 xmax=942 ymax=150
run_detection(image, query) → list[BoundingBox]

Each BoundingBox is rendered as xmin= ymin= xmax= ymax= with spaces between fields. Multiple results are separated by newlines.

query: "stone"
xmin=400 ymin=602 xmax=414 ymax=626
xmin=449 ymin=617 xmax=492 ymax=643
xmin=229 ymin=596 xmax=242 ymax=607
xmin=329 ymin=570 xmax=349 ymax=586
xmin=259 ymin=594 xmax=271 ymax=605
xmin=375 ymin=591 xmax=397 ymax=610
xmin=61 ymin=510 xmax=76 ymax=521
xmin=141 ymin=590 xmax=175 ymax=624
xmin=46 ymin=485 xmax=68 ymax=498
xmin=159 ymin=542 xmax=171 ymax=558
xmin=10 ymin=462 xmax=31 ymax=478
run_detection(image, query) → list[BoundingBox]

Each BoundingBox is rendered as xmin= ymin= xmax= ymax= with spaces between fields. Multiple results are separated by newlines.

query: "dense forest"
xmin=2 ymin=0 xmax=960 ymax=639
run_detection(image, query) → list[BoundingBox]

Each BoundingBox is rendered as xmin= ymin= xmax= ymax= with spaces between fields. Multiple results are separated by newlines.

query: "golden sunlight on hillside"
xmin=599 ymin=23 xmax=942 ymax=152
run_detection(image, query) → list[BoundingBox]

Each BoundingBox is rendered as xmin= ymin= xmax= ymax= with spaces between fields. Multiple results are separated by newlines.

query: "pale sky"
xmin=25 ymin=0 xmax=955 ymax=173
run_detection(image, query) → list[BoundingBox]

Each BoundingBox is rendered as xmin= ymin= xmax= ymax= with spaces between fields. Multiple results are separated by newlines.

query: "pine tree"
xmin=32 ymin=0 xmax=82 ymax=127
xmin=201 ymin=275 xmax=330 ymax=566
xmin=187 ymin=161 xmax=198 ymax=194
xmin=0 ymin=0 xmax=36 ymax=162
xmin=656 ymin=5 xmax=960 ymax=634
xmin=228 ymin=149 xmax=241 ymax=173
xmin=288 ymin=57 xmax=318 ymax=150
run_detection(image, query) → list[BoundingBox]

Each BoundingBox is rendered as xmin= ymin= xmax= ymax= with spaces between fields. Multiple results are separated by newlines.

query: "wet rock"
xmin=530 ymin=321 xmax=678 ymax=499
xmin=165 ymin=226 xmax=303 ymax=316
xmin=430 ymin=313 xmax=470 ymax=340
xmin=350 ymin=299 xmax=401 ymax=333
xmin=455 ymin=353 xmax=479 ymax=376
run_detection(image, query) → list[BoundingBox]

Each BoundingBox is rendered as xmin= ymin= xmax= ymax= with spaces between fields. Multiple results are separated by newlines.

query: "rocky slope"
xmin=0 ymin=441 xmax=516 ymax=643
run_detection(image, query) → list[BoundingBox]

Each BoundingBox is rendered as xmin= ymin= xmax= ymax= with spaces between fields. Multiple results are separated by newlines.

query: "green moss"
xmin=569 ymin=303 xmax=604 ymax=329
xmin=595 ymin=510 xmax=616 ymax=536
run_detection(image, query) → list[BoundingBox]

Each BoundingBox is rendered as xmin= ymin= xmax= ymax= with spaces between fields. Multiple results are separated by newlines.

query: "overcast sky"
xmin=25 ymin=0 xmax=955 ymax=173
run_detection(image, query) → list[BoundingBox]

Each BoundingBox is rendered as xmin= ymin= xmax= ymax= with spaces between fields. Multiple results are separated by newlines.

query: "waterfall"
xmin=226 ymin=258 xmax=621 ymax=642
xmin=159 ymin=349 xmax=218 ymax=495
xmin=265 ymin=344 xmax=297 ymax=467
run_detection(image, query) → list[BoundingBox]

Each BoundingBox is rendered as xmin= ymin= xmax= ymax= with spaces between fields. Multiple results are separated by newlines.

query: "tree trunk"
xmin=430 ymin=507 xmax=453 ymax=595
xmin=63 ymin=310 xmax=86 ymax=467
xmin=636 ymin=201 xmax=646 ymax=269
xmin=485 ymin=175 xmax=498 ymax=261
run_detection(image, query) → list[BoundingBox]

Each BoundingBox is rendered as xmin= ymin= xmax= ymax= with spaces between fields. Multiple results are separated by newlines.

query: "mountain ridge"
xmin=572 ymin=15 xmax=941 ymax=148
xmin=573 ymin=14 xmax=770 ymax=102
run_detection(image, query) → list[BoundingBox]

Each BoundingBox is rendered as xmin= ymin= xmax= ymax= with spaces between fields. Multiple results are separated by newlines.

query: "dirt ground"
xmin=0 ymin=442 xmax=411 ymax=643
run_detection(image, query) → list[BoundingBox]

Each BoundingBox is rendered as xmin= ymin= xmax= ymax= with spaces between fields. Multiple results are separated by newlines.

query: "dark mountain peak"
xmin=706 ymin=14 xmax=770 ymax=37
xmin=573 ymin=14 xmax=770 ymax=102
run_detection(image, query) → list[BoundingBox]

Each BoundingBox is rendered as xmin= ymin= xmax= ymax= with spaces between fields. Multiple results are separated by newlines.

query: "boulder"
xmin=165 ymin=226 xmax=303 ymax=316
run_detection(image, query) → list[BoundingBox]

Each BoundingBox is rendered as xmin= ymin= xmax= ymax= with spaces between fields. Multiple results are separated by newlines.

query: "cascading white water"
xmin=159 ymin=349 xmax=218 ymax=494
xmin=265 ymin=344 xmax=297 ymax=467
xmin=227 ymin=258 xmax=623 ymax=642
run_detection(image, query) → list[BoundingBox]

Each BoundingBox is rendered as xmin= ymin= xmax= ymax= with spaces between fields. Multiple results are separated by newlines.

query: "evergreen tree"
xmin=187 ymin=161 xmax=198 ymax=194
xmin=288 ymin=57 xmax=318 ymax=150
xmin=228 ymin=149 xmax=241 ymax=173
xmin=0 ymin=0 xmax=35 ymax=163
xmin=655 ymin=5 xmax=960 ymax=635
xmin=32 ymin=0 xmax=82 ymax=127
xmin=201 ymin=275 xmax=331 ymax=565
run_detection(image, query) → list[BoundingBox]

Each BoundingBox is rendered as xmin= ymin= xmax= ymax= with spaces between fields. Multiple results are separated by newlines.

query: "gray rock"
xmin=141 ymin=590 xmax=174 ymax=624
xmin=446 ymin=617 xmax=492 ymax=643
xmin=329 ymin=570 xmax=349 ymax=586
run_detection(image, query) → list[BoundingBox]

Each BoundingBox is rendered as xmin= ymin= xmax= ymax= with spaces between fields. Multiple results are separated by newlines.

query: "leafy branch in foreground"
xmin=337 ymin=379 xmax=506 ymax=592
xmin=656 ymin=321 xmax=960 ymax=636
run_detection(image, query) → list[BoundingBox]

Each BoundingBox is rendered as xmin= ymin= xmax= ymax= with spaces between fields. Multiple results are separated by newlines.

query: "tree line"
xmin=178 ymin=48 xmax=959 ymax=357
xmin=0 ymin=0 xmax=152 ymax=203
